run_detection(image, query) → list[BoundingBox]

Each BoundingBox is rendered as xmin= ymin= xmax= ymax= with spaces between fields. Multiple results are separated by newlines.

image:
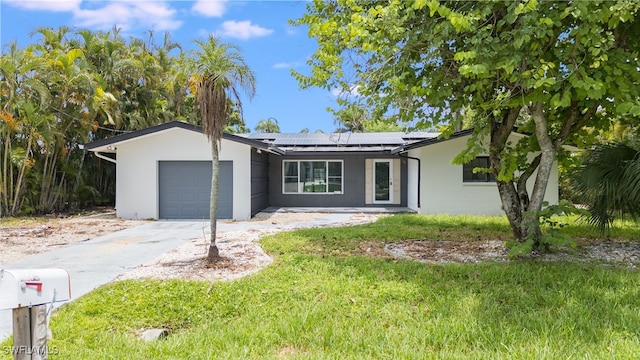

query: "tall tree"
xmin=1 ymin=27 xmax=196 ymax=216
xmin=30 ymin=30 xmax=96 ymax=213
xmin=330 ymin=102 xmax=368 ymax=132
xmin=0 ymin=43 xmax=40 ymax=216
xmin=295 ymin=0 xmax=640 ymax=252
xmin=189 ymin=36 xmax=256 ymax=263
xmin=254 ymin=117 xmax=280 ymax=133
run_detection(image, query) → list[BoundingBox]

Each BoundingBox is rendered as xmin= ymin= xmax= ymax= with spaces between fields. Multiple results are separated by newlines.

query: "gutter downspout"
xmin=399 ymin=153 xmax=420 ymax=208
xmin=94 ymin=151 xmax=117 ymax=164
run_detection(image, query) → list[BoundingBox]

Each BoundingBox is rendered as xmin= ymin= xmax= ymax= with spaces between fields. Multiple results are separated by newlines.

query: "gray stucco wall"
xmin=251 ymin=149 xmax=270 ymax=215
xmin=268 ymin=154 xmax=408 ymax=208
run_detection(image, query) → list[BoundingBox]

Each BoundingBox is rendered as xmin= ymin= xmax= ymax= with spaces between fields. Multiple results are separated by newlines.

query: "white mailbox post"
xmin=0 ymin=269 xmax=71 ymax=360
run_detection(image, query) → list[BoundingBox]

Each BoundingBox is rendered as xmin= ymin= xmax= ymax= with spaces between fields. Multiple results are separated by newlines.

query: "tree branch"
xmin=529 ymin=102 xmax=554 ymax=151
xmin=490 ymin=106 xmax=522 ymax=153
xmin=555 ymin=100 xmax=601 ymax=147
xmin=517 ymin=153 xmax=541 ymax=209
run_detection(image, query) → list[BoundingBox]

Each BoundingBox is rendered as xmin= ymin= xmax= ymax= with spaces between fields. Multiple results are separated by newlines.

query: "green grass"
xmin=560 ymin=215 xmax=640 ymax=241
xmin=2 ymin=214 xmax=639 ymax=359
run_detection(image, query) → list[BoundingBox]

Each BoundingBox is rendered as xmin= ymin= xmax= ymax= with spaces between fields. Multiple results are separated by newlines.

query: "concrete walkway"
xmin=0 ymin=213 xmax=359 ymax=342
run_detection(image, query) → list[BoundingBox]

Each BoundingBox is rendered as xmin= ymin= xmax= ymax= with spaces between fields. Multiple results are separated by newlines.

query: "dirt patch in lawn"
xmin=385 ymin=240 xmax=509 ymax=264
xmin=117 ymin=212 xmax=381 ymax=282
xmin=3 ymin=210 xmax=638 ymax=283
xmin=0 ymin=210 xmax=147 ymax=264
xmin=384 ymin=238 xmax=640 ymax=268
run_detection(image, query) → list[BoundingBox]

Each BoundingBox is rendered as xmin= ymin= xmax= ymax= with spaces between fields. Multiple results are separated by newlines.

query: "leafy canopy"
xmin=294 ymin=0 xmax=640 ymax=247
xmin=294 ymin=0 xmax=640 ymax=142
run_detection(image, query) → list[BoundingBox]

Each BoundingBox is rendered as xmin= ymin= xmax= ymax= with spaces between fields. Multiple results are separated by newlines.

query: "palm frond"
xmin=197 ymin=75 xmax=228 ymax=144
xmin=572 ymin=141 xmax=640 ymax=234
xmin=190 ymin=35 xmax=256 ymax=143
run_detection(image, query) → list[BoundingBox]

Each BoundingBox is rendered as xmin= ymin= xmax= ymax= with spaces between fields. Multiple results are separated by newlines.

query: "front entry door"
xmin=373 ymin=159 xmax=393 ymax=204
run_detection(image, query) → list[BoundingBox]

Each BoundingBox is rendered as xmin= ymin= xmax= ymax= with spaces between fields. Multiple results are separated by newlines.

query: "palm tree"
xmin=571 ymin=140 xmax=640 ymax=234
xmin=189 ymin=36 xmax=256 ymax=263
xmin=331 ymin=103 xmax=369 ymax=133
xmin=254 ymin=117 xmax=280 ymax=133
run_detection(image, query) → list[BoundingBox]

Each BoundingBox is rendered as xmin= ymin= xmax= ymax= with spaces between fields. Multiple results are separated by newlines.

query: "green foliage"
xmin=538 ymin=201 xmax=590 ymax=244
xmin=223 ymin=100 xmax=250 ymax=134
xmin=362 ymin=120 xmax=404 ymax=132
xmin=5 ymin=215 xmax=640 ymax=359
xmin=329 ymin=101 xmax=369 ymax=132
xmin=0 ymin=27 xmax=241 ymax=216
xmin=506 ymin=201 xmax=589 ymax=257
xmin=571 ymin=140 xmax=640 ymax=234
xmin=294 ymin=0 xmax=640 ymax=250
xmin=254 ymin=117 xmax=280 ymax=133
xmin=558 ymin=150 xmax=585 ymax=204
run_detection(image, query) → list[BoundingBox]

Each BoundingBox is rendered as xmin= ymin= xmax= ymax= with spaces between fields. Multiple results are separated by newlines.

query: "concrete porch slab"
xmin=261 ymin=207 xmax=415 ymax=214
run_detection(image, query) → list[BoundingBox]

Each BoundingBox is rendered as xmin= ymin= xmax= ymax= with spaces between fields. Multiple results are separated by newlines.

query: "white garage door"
xmin=158 ymin=161 xmax=233 ymax=219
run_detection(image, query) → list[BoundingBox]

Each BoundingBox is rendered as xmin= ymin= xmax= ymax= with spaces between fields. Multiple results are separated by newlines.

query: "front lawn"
xmin=2 ymin=214 xmax=639 ymax=359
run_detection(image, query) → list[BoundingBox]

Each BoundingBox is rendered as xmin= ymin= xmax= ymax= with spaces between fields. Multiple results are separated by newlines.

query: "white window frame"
xmin=282 ymin=160 xmax=344 ymax=194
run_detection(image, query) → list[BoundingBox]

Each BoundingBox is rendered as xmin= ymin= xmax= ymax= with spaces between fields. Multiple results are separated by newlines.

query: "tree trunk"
xmin=1 ymin=131 xmax=11 ymax=216
xmin=495 ymin=179 xmax=524 ymax=238
xmin=70 ymin=149 xmax=87 ymax=210
xmin=494 ymin=170 xmax=546 ymax=250
xmin=528 ymin=102 xmax=557 ymax=213
xmin=207 ymin=140 xmax=221 ymax=263
xmin=10 ymin=132 xmax=33 ymax=215
xmin=488 ymin=106 xmax=551 ymax=250
xmin=489 ymin=104 xmax=559 ymax=252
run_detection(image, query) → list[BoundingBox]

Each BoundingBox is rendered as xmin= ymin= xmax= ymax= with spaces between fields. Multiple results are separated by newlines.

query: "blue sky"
xmin=0 ymin=0 xmax=342 ymax=133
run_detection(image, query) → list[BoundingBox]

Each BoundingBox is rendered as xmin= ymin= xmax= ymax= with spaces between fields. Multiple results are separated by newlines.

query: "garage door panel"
xmin=159 ymin=161 xmax=233 ymax=219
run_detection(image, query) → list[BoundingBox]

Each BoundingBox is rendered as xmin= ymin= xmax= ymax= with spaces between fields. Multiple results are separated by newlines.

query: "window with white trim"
xmin=283 ymin=160 xmax=343 ymax=194
xmin=463 ymin=156 xmax=496 ymax=182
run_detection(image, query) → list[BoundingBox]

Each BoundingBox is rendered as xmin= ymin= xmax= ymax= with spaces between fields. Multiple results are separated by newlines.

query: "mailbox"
xmin=0 ymin=268 xmax=71 ymax=310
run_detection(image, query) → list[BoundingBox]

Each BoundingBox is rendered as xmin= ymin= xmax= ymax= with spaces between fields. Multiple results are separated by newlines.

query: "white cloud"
xmin=4 ymin=0 xmax=81 ymax=12
xmin=192 ymin=0 xmax=226 ymax=17
xmin=73 ymin=1 xmax=181 ymax=31
xmin=273 ymin=61 xmax=303 ymax=69
xmin=273 ymin=62 xmax=292 ymax=69
xmin=219 ymin=20 xmax=273 ymax=40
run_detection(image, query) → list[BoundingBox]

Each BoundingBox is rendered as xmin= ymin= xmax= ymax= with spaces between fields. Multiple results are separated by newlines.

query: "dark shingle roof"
xmin=83 ymin=121 xmax=283 ymax=154
xmin=83 ymin=120 xmax=474 ymax=156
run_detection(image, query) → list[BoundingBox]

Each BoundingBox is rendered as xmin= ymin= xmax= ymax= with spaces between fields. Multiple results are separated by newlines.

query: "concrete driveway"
xmin=0 ymin=213 xmax=361 ymax=342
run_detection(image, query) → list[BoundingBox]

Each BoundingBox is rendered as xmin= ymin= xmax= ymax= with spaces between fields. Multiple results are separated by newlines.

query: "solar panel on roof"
xmin=245 ymin=131 xmax=439 ymax=147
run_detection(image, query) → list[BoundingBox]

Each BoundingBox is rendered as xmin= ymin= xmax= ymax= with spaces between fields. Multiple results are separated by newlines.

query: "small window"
xmin=463 ymin=157 xmax=495 ymax=182
xmin=283 ymin=160 xmax=343 ymax=194
xmin=283 ymin=162 xmax=299 ymax=193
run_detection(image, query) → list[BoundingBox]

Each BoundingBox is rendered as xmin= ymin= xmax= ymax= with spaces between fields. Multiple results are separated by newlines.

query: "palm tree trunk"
xmin=10 ymin=133 xmax=33 ymax=215
xmin=207 ymin=140 xmax=221 ymax=263
xmin=70 ymin=149 xmax=87 ymax=210
xmin=1 ymin=132 xmax=11 ymax=215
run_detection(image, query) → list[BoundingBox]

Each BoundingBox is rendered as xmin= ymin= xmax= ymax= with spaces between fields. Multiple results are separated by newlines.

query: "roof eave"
xmin=279 ymin=150 xmax=395 ymax=156
xmin=84 ymin=120 xmax=273 ymax=152
xmin=396 ymin=128 xmax=475 ymax=152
